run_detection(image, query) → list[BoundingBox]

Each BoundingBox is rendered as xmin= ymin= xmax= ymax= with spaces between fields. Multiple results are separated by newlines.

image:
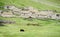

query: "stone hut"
xmin=4 ymin=5 xmax=16 ymax=10
xmin=1 ymin=10 xmax=15 ymax=17
xmin=51 ymin=13 xmax=60 ymax=19
xmin=36 ymin=10 xmax=55 ymax=18
xmin=4 ymin=5 xmax=21 ymax=11
xmin=23 ymin=6 xmax=39 ymax=13
xmin=20 ymin=11 xmax=32 ymax=18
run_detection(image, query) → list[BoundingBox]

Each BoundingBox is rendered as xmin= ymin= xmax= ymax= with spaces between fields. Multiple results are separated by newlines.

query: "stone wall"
xmin=0 ymin=5 xmax=60 ymax=19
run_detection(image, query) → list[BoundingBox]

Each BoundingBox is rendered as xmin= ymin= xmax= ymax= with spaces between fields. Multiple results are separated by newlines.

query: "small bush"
xmin=27 ymin=23 xmax=40 ymax=26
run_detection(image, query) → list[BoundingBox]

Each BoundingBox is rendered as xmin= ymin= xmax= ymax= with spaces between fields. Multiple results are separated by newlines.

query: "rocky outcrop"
xmin=0 ymin=5 xmax=60 ymax=19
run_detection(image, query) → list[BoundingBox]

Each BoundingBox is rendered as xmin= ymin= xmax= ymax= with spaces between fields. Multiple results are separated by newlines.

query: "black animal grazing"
xmin=20 ymin=29 xmax=24 ymax=32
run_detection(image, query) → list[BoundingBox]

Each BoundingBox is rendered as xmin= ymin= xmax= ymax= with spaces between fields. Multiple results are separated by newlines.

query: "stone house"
xmin=4 ymin=5 xmax=16 ymax=10
xmin=51 ymin=13 xmax=60 ymax=19
xmin=1 ymin=10 xmax=15 ymax=17
xmin=4 ymin=5 xmax=21 ymax=11
xmin=20 ymin=11 xmax=32 ymax=18
xmin=37 ymin=10 xmax=55 ymax=18
xmin=23 ymin=6 xmax=39 ymax=13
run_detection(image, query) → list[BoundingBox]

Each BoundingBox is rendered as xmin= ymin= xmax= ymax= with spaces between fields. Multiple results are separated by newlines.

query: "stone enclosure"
xmin=0 ymin=5 xmax=60 ymax=19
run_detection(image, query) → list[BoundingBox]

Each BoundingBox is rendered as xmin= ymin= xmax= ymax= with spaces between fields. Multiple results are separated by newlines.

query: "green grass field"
xmin=0 ymin=0 xmax=60 ymax=37
xmin=47 ymin=0 xmax=60 ymax=4
xmin=0 ymin=17 xmax=60 ymax=37
xmin=0 ymin=0 xmax=60 ymax=11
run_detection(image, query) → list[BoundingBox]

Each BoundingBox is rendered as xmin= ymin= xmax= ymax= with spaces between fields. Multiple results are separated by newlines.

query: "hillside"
xmin=47 ymin=0 xmax=60 ymax=4
xmin=0 ymin=0 xmax=60 ymax=37
xmin=0 ymin=0 xmax=60 ymax=11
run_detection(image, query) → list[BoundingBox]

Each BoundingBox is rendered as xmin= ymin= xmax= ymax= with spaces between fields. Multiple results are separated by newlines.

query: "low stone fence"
xmin=0 ymin=20 xmax=15 ymax=24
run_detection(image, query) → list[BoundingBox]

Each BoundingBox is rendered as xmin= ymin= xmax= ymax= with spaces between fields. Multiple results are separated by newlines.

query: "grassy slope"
xmin=47 ymin=0 xmax=60 ymax=4
xmin=0 ymin=17 xmax=60 ymax=37
xmin=0 ymin=0 xmax=60 ymax=37
xmin=0 ymin=0 xmax=60 ymax=11
xmin=46 ymin=0 xmax=60 ymax=7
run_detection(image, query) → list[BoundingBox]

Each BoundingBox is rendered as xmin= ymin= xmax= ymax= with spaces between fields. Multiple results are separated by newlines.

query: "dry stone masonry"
xmin=0 ymin=5 xmax=60 ymax=19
